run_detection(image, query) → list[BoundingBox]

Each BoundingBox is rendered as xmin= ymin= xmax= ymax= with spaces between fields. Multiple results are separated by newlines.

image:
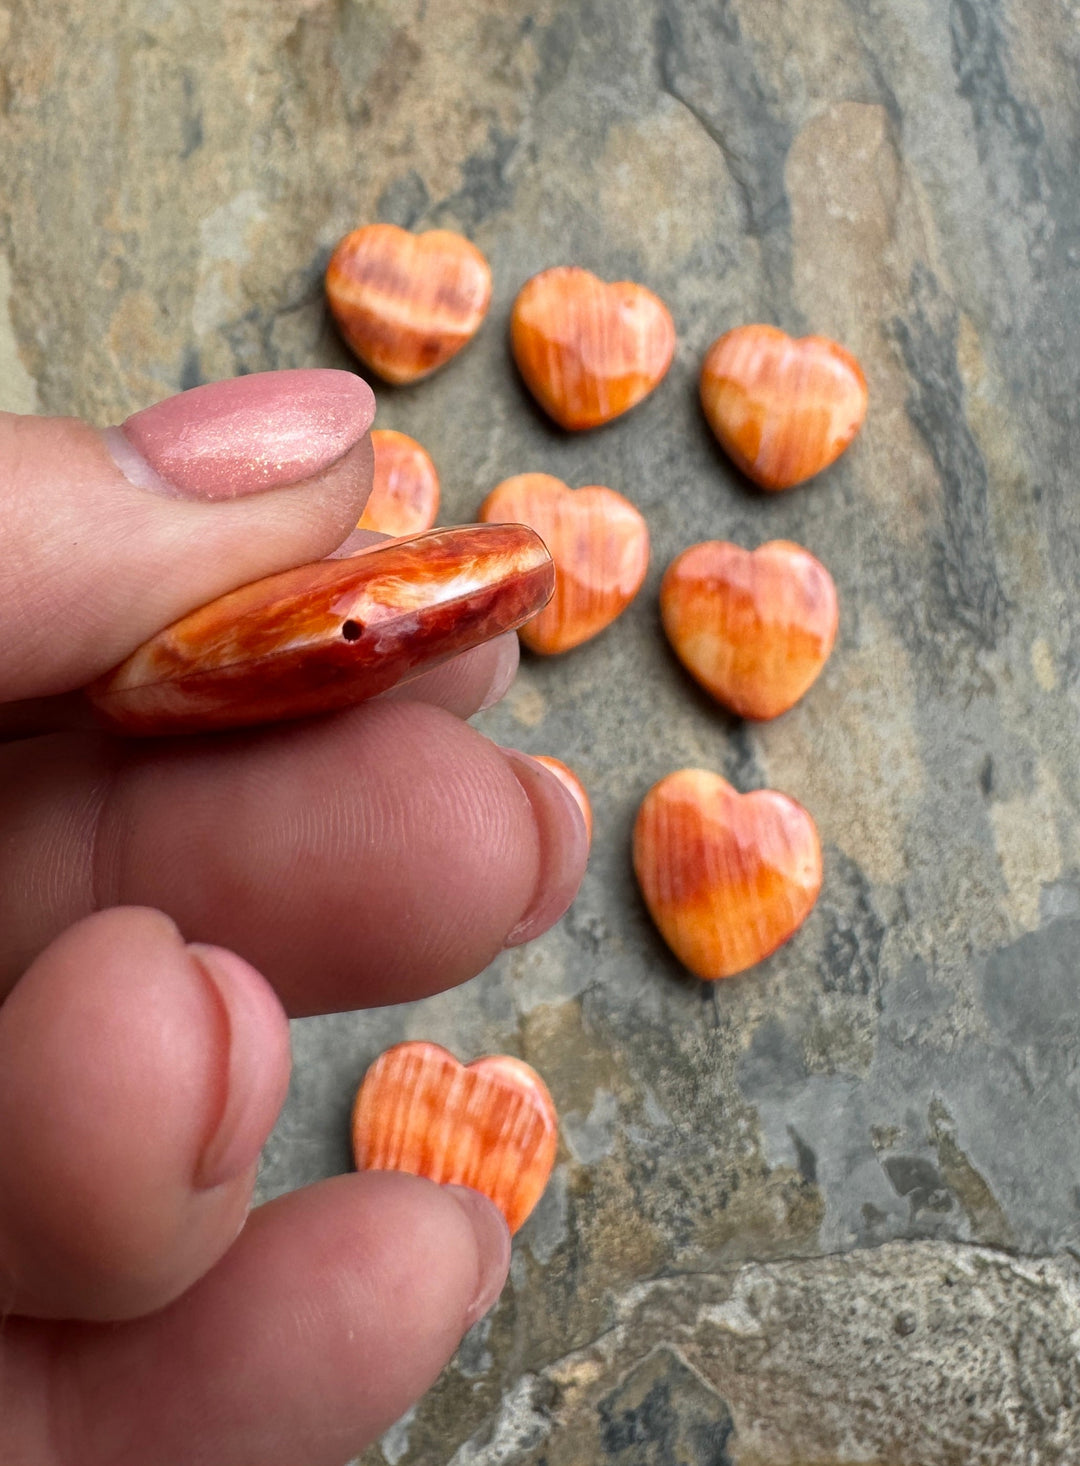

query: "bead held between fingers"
xmin=86 ymin=524 xmax=554 ymax=736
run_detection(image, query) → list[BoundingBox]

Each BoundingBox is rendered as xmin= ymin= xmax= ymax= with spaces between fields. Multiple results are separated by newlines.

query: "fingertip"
xmin=0 ymin=388 xmax=377 ymax=702
xmin=41 ymin=1174 xmax=513 ymax=1464
xmin=187 ymin=944 xmax=292 ymax=1191
xmin=477 ymin=632 xmax=520 ymax=711
xmin=500 ymin=747 xmax=590 ymax=947
xmin=443 ymin=1185 xmax=512 ymax=1326
xmin=375 ymin=631 xmax=520 ymax=718
xmin=0 ymin=909 xmax=286 ymax=1319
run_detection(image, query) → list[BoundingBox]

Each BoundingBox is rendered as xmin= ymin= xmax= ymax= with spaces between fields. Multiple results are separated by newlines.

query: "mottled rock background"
xmin=3 ymin=1 xmax=1080 ymax=1461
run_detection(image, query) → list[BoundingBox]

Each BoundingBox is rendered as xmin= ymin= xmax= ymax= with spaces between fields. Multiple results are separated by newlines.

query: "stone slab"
xmin=3 ymin=1 xmax=1079 ymax=1460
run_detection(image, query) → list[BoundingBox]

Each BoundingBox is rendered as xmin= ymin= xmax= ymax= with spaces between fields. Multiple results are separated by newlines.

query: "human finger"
xmin=0 ymin=907 xmax=290 ymax=1321
xmin=0 ymin=369 xmax=374 ymax=705
xmin=2 ymin=1174 xmax=510 ymax=1466
xmin=375 ymin=630 xmax=520 ymax=718
xmin=0 ymin=700 xmax=588 ymax=1014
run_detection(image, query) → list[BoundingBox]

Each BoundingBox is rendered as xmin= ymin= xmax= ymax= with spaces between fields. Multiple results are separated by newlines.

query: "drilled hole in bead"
xmin=342 ymin=620 xmax=364 ymax=641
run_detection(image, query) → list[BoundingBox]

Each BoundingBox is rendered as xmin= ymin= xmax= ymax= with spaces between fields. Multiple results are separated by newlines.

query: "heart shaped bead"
xmin=511 ymin=267 xmax=675 ymax=430
xmin=358 ymin=429 xmax=440 ymax=536
xmin=700 ymin=325 xmax=867 ymax=489
xmin=661 ymin=540 xmax=838 ymax=719
xmin=326 ymin=225 xmax=492 ymax=384
xmin=633 ymin=769 xmax=822 ymax=980
xmin=479 ymin=473 xmax=649 ymax=654
xmin=351 ymin=1041 xmax=558 ymax=1234
xmin=87 ymin=524 xmax=553 ymax=735
xmin=533 ymin=756 xmax=593 ymax=846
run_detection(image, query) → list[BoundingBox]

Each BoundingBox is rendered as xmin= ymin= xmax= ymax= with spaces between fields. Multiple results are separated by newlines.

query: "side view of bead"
xmin=352 ymin=1041 xmax=559 ymax=1234
xmin=86 ymin=524 xmax=554 ymax=736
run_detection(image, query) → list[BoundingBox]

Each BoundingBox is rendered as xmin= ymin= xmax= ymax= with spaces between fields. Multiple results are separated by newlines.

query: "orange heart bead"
xmin=358 ymin=429 xmax=440 ymax=536
xmin=660 ymin=540 xmax=838 ymax=720
xmin=700 ymin=325 xmax=867 ymax=489
xmin=532 ymin=756 xmax=593 ymax=846
xmin=633 ymin=769 xmax=822 ymax=980
xmin=511 ymin=267 xmax=675 ymax=430
xmin=87 ymin=524 xmax=553 ymax=735
xmin=479 ymin=473 xmax=649 ymax=654
xmin=326 ymin=224 xmax=492 ymax=384
xmin=351 ymin=1041 xmax=558 ymax=1234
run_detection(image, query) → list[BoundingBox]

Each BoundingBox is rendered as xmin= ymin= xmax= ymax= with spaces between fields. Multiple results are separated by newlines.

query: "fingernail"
xmin=107 ymin=368 xmax=376 ymax=500
xmin=444 ymin=1185 xmax=511 ymax=1326
xmin=500 ymin=748 xmax=589 ymax=948
xmin=532 ymin=756 xmax=594 ymax=846
xmin=188 ymin=944 xmax=292 ymax=1190
xmin=478 ymin=633 xmax=521 ymax=711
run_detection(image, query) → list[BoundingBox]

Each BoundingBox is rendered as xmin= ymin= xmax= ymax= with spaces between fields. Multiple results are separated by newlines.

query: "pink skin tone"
xmin=0 ymin=372 xmax=587 ymax=1465
xmin=113 ymin=367 xmax=377 ymax=499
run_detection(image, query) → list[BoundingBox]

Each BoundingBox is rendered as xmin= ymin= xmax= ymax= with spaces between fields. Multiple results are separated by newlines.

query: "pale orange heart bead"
xmin=700 ymin=325 xmax=868 ymax=489
xmin=660 ymin=540 xmax=838 ymax=719
xmin=532 ymin=756 xmax=593 ymax=846
xmin=351 ymin=1041 xmax=559 ymax=1234
xmin=479 ymin=473 xmax=649 ymax=654
xmin=358 ymin=429 xmax=440 ymax=536
xmin=633 ymin=769 xmax=822 ymax=980
xmin=326 ymin=224 xmax=492 ymax=384
xmin=511 ymin=266 xmax=675 ymax=430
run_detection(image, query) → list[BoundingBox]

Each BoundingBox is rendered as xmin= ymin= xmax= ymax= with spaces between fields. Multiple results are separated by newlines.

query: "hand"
xmin=0 ymin=370 xmax=589 ymax=1465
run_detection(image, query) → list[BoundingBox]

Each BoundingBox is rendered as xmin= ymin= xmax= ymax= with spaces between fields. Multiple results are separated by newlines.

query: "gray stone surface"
xmin=442 ymin=1245 xmax=1080 ymax=1466
xmin=3 ymin=1 xmax=1080 ymax=1461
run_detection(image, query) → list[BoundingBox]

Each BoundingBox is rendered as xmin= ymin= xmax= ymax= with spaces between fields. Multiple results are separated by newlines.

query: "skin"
xmin=0 ymin=398 xmax=588 ymax=1466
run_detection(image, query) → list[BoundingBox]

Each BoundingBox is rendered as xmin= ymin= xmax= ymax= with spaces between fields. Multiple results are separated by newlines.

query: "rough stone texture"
xmin=3 ymin=1 xmax=1080 ymax=1461
xmin=442 ymin=1245 xmax=1080 ymax=1466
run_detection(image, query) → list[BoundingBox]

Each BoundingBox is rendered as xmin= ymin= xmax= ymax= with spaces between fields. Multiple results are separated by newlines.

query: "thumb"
xmin=1 ymin=368 xmax=374 ymax=704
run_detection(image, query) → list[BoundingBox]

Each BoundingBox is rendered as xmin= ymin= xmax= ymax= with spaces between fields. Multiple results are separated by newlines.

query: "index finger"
xmin=0 ymin=699 xmax=589 ymax=1015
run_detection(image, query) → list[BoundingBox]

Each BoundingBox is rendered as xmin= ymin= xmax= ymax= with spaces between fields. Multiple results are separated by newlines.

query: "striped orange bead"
xmin=511 ymin=267 xmax=675 ymax=430
xmin=351 ymin=1042 xmax=558 ymax=1234
xmin=700 ymin=325 xmax=867 ymax=490
xmin=479 ymin=473 xmax=649 ymax=654
xmin=633 ymin=769 xmax=822 ymax=980
xmin=326 ymin=225 xmax=491 ymax=384
xmin=661 ymin=540 xmax=838 ymax=719
xmin=87 ymin=524 xmax=553 ymax=735
xmin=359 ymin=429 xmax=440 ymax=536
